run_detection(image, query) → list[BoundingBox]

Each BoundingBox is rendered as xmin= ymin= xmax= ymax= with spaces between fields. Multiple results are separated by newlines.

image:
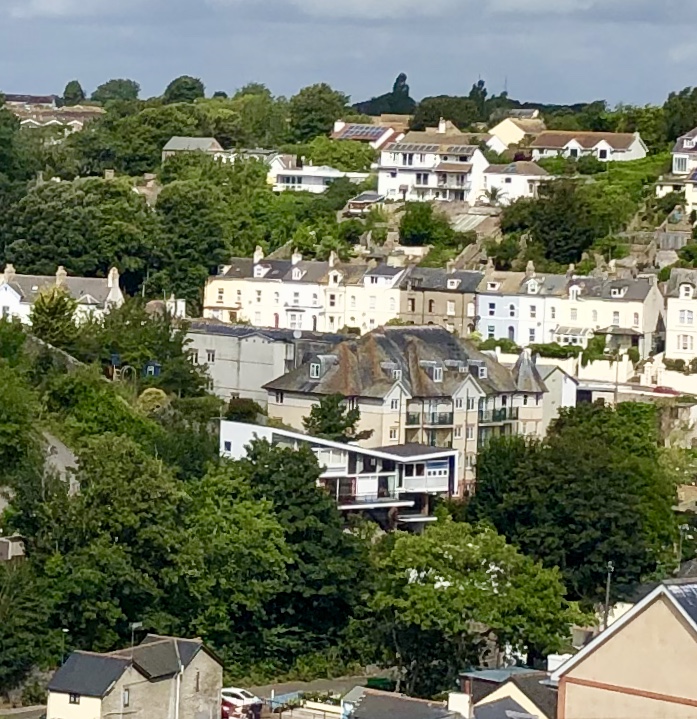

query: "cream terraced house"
xmin=263 ymin=325 xmax=559 ymax=494
xmin=203 ymin=248 xmax=405 ymax=334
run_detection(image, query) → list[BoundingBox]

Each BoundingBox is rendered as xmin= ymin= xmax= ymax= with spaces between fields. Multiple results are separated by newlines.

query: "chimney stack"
xmin=107 ymin=266 xmax=120 ymax=289
xmin=525 ymin=260 xmax=536 ymax=279
xmin=328 ymin=250 xmax=339 ymax=269
xmin=104 ymin=169 xmax=115 ymax=180
xmin=438 ymin=117 xmax=447 ymax=134
xmin=566 ymin=263 xmax=576 ymax=279
xmin=253 ymin=245 xmax=265 ymax=265
xmin=3 ymin=264 xmax=16 ymax=283
xmin=55 ymin=266 xmax=68 ymax=287
xmin=291 ymin=249 xmax=303 ymax=266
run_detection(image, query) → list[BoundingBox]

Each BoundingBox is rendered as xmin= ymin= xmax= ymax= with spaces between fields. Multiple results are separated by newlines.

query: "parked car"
xmin=221 ymin=687 xmax=262 ymax=719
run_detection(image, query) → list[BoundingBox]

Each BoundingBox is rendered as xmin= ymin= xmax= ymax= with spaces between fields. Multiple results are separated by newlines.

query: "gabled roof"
xmin=551 ymin=580 xmax=697 ymax=682
xmin=474 ymin=697 xmax=536 ymax=719
xmin=401 ymin=268 xmax=484 ymax=294
xmin=48 ymin=652 xmax=135 ymax=698
xmin=109 ymin=634 xmax=210 ymax=678
xmin=569 ymin=276 xmax=655 ymax=302
xmin=347 ymin=688 xmax=454 ymax=719
xmin=511 ymin=351 xmax=547 ymax=394
xmin=264 ymin=326 xmax=529 ymax=399
xmin=485 ymin=162 xmax=549 ymax=177
xmin=666 ymin=267 xmax=697 ymax=297
xmin=673 ymin=127 xmax=697 ymax=155
xmin=531 ymin=131 xmax=636 ymax=151
xmin=163 ymin=136 xmax=223 ymax=152
xmin=507 ymin=672 xmax=557 ymax=719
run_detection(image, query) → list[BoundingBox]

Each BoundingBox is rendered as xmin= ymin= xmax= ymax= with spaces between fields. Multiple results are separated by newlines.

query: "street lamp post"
xmin=602 ymin=561 xmax=615 ymax=631
xmin=61 ymin=628 xmax=69 ymax=665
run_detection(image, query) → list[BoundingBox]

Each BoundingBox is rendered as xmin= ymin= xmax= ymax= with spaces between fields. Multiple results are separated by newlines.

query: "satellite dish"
xmin=293 ymin=330 xmax=302 ymax=339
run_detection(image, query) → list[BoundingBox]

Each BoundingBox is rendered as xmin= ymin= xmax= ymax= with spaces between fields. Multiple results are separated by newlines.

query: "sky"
xmin=0 ymin=0 xmax=694 ymax=107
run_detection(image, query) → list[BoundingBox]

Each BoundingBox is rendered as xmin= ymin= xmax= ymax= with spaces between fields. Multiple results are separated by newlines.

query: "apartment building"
xmin=377 ymin=119 xmax=489 ymax=202
xmin=186 ymin=322 xmax=347 ymax=404
xmin=202 ymin=248 xmax=405 ymax=334
xmin=665 ymin=268 xmax=697 ymax=361
xmin=220 ymin=421 xmax=458 ymax=529
xmin=398 ymin=267 xmax=483 ymax=336
xmin=476 ymin=264 xmax=664 ymax=358
xmin=263 ymin=325 xmax=552 ymax=493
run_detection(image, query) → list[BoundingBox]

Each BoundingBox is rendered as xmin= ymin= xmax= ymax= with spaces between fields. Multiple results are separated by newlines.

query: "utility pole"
xmin=602 ymin=561 xmax=615 ymax=631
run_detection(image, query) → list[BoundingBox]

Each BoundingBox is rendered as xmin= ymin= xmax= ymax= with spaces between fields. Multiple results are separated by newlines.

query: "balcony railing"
xmin=406 ymin=412 xmax=421 ymax=426
xmin=478 ymin=408 xmax=519 ymax=424
xmin=337 ymin=489 xmax=400 ymax=505
xmin=425 ymin=412 xmax=454 ymax=426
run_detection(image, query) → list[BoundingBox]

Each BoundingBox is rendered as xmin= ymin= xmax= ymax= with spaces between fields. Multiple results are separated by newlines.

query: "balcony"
xmin=478 ymin=408 xmax=519 ymax=424
xmin=406 ymin=412 xmax=421 ymax=426
xmin=424 ymin=412 xmax=454 ymax=426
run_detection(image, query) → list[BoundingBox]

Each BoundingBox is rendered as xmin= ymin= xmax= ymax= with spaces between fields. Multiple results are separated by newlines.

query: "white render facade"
xmin=531 ymin=131 xmax=648 ymax=163
xmin=203 ymin=249 xmax=405 ymax=335
xmin=665 ymin=268 xmax=697 ymax=362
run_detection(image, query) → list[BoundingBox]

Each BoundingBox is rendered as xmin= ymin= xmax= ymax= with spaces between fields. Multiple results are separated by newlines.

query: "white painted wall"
xmin=47 ymin=692 xmax=102 ymax=719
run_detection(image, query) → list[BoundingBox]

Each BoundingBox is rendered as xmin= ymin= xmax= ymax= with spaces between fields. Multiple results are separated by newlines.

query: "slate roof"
xmin=476 ymin=272 xmax=568 ymax=297
xmin=474 ymin=698 xmax=536 ymax=719
xmin=187 ymin=320 xmax=348 ymax=345
xmin=217 ymin=257 xmax=377 ymax=286
xmin=163 ymin=136 xmax=223 ymax=152
xmin=569 ymin=277 xmax=654 ymax=302
xmin=672 ymin=127 xmax=697 ymax=155
xmin=348 ymin=689 xmax=454 ymax=719
xmin=371 ymin=443 xmax=455 ymax=458
xmin=108 ymin=635 xmax=207 ymax=678
xmin=48 ymin=652 xmax=133 ymax=698
xmin=401 ymin=268 xmax=484 ymax=293
xmin=665 ymin=267 xmax=697 ymax=297
xmin=511 ymin=351 xmax=547 ymax=393
xmin=531 ymin=131 xmax=636 ymax=151
xmin=665 ymin=579 xmax=697 ymax=626
xmin=435 ymin=162 xmax=473 ymax=173
xmin=1 ymin=270 xmax=118 ymax=308
xmin=485 ymin=162 xmax=549 ymax=177
xmin=508 ymin=673 xmax=557 ymax=719
xmin=264 ymin=326 xmax=542 ymax=399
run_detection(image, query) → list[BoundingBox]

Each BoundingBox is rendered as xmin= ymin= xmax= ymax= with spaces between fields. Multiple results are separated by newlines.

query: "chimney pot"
xmin=3 ymin=264 xmax=16 ymax=283
xmin=55 ymin=266 xmax=68 ymax=286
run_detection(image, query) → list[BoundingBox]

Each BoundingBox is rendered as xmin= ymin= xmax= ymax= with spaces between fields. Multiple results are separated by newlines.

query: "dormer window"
xmin=330 ymin=272 xmax=341 ymax=285
xmin=447 ymin=279 xmax=460 ymax=290
xmin=681 ymin=284 xmax=694 ymax=300
xmin=310 ymin=363 xmax=321 ymax=379
xmin=392 ymin=369 xmax=402 ymax=380
xmin=479 ymin=367 xmax=488 ymax=379
xmin=570 ymin=286 xmax=580 ymax=301
xmin=527 ymin=280 xmax=538 ymax=295
xmin=487 ymin=282 xmax=500 ymax=292
xmin=686 ymin=139 xmax=695 ymax=149
xmin=433 ymin=366 xmax=443 ymax=383
xmin=610 ymin=287 xmax=627 ymax=298
xmin=292 ymin=268 xmax=302 ymax=281
xmin=254 ymin=265 xmax=265 ymax=278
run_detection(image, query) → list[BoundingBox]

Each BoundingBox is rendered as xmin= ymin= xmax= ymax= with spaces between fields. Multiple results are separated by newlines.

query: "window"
xmin=370 ymin=296 xmax=376 ymax=310
xmin=454 ymin=426 xmax=462 ymax=439
xmin=529 ymin=328 xmax=536 ymax=343
xmin=236 ymin=289 xmax=241 ymax=303
xmin=69 ymin=695 xmax=80 ymax=705
xmin=369 ymin=318 xmax=375 ymax=328
xmin=479 ymin=367 xmax=488 ymax=379
xmin=466 ymin=424 xmax=474 ymax=440
xmin=390 ymin=398 xmax=399 ymax=410
xmin=466 ymin=454 xmax=476 ymax=469
xmin=416 ymin=172 xmax=429 ymax=185
xmin=408 ymin=298 xmax=416 ymax=312
xmin=681 ymin=284 xmax=694 ymax=299
xmin=1 ymin=306 xmax=9 ymax=318
xmin=433 ymin=367 xmax=443 ymax=382
xmin=256 ymin=290 xmax=261 ymax=303
xmin=329 ymin=294 xmax=336 ymax=308
xmin=191 ymin=350 xmax=199 ymax=365
xmin=504 ymin=177 xmax=512 ymax=184
xmin=390 ymin=297 xmax=396 ymax=312
xmin=455 ymin=398 xmax=463 ymax=409
xmin=289 ymin=313 xmax=301 ymax=330
xmin=293 ymin=292 xmax=300 ymax=306
xmin=530 ymin=305 xmax=537 ymax=319
xmin=274 ymin=292 xmax=279 ymax=305
xmin=570 ymin=308 xmax=578 ymax=321
xmin=223 ymin=441 xmax=232 ymax=452
xmin=392 ymin=369 xmax=402 ymax=381
xmin=523 ymin=394 xmax=529 ymax=406
xmin=447 ymin=279 xmax=460 ymax=289
xmin=217 ymin=288 xmax=224 ymax=304
xmin=467 ymin=302 xmax=475 ymax=317
xmin=292 ymin=268 xmax=302 ymax=280
xmin=633 ymin=312 xmax=640 ymax=326
xmin=206 ymin=350 xmax=216 ymax=364
xmin=569 ymin=148 xmax=579 ymax=158
xmin=509 ymin=304 xmax=516 ymax=317
xmin=310 ymin=363 xmax=321 ymax=379
xmin=570 ymin=286 xmax=580 ymax=301
xmin=123 ymin=688 xmax=131 ymax=707
xmin=675 ymin=156 xmax=688 ymax=173
xmin=312 ymin=293 xmax=318 ymax=305
xmin=467 ymin=397 xmax=476 ymax=411
xmin=429 ymin=299 xmax=436 ymax=313
xmin=592 ymin=310 xmax=598 ymax=323
xmin=612 ymin=311 xmax=620 ymax=325
xmin=254 ymin=312 xmax=261 ymax=324
xmin=487 ymin=325 xmax=495 ymax=339
xmin=488 ymin=302 xmax=496 ymax=316
xmin=487 ymin=282 xmax=500 ymax=291
xmin=447 ymin=300 xmax=455 ymax=316
xmin=275 ymin=391 xmax=284 ymax=404
xmin=550 ymin=306 xmax=556 ymax=320
xmin=389 ymin=428 xmax=398 ymax=440
xmin=195 ymin=671 xmax=200 ymax=693
xmin=370 ymin=276 xmax=379 ymax=285
xmin=598 ymin=149 xmax=608 ymax=159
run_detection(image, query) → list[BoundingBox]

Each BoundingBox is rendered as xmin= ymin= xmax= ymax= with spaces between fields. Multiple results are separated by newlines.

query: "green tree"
xmin=289 ymin=83 xmax=349 ymax=143
xmin=410 ymin=96 xmax=479 ymax=131
xmin=91 ymin=78 xmax=141 ymax=104
xmin=370 ymin=520 xmax=584 ymax=696
xmin=0 ymin=362 xmax=40 ymax=479
xmin=303 ymin=393 xmax=373 ymax=443
xmin=62 ymin=80 xmax=85 ymax=106
xmin=163 ymin=75 xmax=205 ymax=104
xmin=469 ymin=403 xmax=677 ymax=603
xmin=29 ymin=286 xmax=78 ymax=350
xmin=399 ymin=202 xmax=455 ymax=246
xmin=353 ymin=73 xmax=416 ymax=116
xmin=237 ymin=440 xmax=367 ymax=662
xmin=663 ymin=87 xmax=697 ymax=142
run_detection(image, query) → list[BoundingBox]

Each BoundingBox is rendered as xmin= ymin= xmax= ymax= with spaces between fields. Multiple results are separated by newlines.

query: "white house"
xmin=0 ymin=264 xmax=124 ymax=324
xmin=530 ymin=131 xmax=648 ymax=162
xmin=202 ymin=248 xmax=405 ymax=334
xmin=481 ymin=162 xmax=552 ymax=204
xmin=665 ymin=268 xmax=697 ymax=362
xmin=656 ymin=127 xmax=697 ymax=214
xmin=476 ymin=264 xmax=663 ymax=359
xmin=161 ymin=136 xmax=227 ymax=163
xmin=331 ymin=120 xmax=404 ymax=149
xmin=377 ymin=118 xmax=489 ymax=203
xmin=271 ymin=156 xmax=370 ymax=193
